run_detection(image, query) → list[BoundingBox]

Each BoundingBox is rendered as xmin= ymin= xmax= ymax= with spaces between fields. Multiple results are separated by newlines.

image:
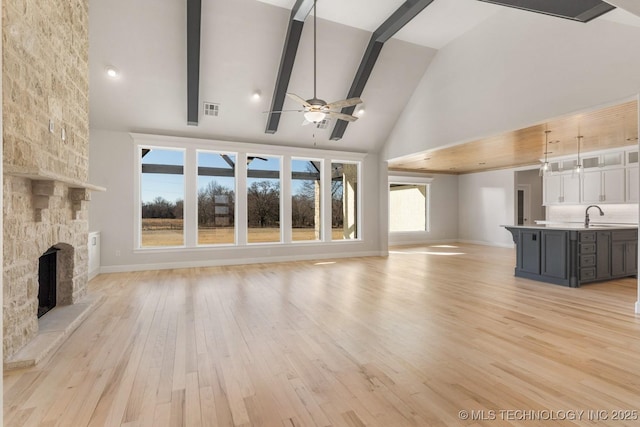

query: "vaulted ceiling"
xmin=89 ymin=0 xmax=640 ymax=157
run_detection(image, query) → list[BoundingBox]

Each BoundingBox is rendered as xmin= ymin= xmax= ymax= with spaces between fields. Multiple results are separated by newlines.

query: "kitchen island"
xmin=503 ymin=225 xmax=638 ymax=287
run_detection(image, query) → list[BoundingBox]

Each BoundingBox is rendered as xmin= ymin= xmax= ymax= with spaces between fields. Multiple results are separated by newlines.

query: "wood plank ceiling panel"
xmin=388 ymin=100 xmax=639 ymax=174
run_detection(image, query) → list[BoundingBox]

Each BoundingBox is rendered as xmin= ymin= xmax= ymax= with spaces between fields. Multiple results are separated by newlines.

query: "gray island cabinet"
xmin=503 ymin=225 xmax=638 ymax=287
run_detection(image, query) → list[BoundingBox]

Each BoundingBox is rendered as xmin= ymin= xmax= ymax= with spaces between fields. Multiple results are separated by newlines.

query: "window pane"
xmin=292 ymin=159 xmax=321 ymax=241
xmin=389 ymin=184 xmax=427 ymax=232
xmin=331 ymin=162 xmax=359 ymax=240
xmin=247 ymin=155 xmax=281 ymax=243
xmin=140 ymin=148 xmax=184 ymax=247
xmin=197 ymin=152 xmax=236 ymax=245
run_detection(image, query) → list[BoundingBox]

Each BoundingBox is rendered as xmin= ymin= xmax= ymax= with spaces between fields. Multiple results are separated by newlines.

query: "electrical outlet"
xmin=115 ymin=250 xmax=121 ymax=256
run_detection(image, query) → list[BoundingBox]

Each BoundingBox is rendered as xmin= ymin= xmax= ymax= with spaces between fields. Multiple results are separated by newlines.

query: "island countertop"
xmin=501 ymin=224 xmax=638 ymax=231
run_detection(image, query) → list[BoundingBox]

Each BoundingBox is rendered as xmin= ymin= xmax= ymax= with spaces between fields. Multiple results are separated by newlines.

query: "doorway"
xmin=515 ymin=169 xmax=544 ymax=225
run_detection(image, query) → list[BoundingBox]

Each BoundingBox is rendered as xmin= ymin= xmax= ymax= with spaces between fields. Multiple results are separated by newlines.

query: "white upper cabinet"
xmin=544 ymin=174 xmax=562 ymax=205
xmin=626 ymin=149 xmax=639 ymax=166
xmin=627 ymin=167 xmax=639 ymax=203
xmin=581 ymin=168 xmax=625 ymax=204
xmin=544 ymin=172 xmax=580 ymax=205
xmin=543 ymin=145 xmax=635 ymax=206
xmin=581 ymin=171 xmax=601 ymax=203
xmin=601 ymin=168 xmax=626 ymax=203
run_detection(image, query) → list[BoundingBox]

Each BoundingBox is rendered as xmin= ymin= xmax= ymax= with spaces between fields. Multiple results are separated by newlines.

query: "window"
xmin=247 ymin=155 xmax=281 ymax=243
xmin=331 ymin=161 xmax=359 ymax=240
xmin=134 ymin=135 xmax=365 ymax=251
xmin=389 ymin=183 xmax=429 ymax=232
xmin=140 ymin=148 xmax=185 ymax=247
xmin=292 ymin=159 xmax=321 ymax=242
xmin=197 ymin=151 xmax=236 ymax=245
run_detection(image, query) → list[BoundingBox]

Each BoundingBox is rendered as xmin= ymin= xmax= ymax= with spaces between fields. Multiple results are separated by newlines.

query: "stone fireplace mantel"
xmin=4 ymin=165 xmax=106 ymax=221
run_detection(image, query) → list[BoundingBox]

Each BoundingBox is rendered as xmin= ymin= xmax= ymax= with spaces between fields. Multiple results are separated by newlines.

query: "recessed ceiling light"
xmin=252 ymin=90 xmax=261 ymax=101
xmin=105 ymin=66 xmax=120 ymax=79
xmin=478 ymin=162 xmax=486 ymax=165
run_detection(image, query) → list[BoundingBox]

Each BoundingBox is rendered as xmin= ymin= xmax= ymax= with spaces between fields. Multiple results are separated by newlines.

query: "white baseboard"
xmin=388 ymin=238 xmax=458 ymax=247
xmin=88 ymin=269 xmax=99 ymax=281
xmin=98 ymin=250 xmax=386 ymax=274
xmin=458 ymin=239 xmax=515 ymax=249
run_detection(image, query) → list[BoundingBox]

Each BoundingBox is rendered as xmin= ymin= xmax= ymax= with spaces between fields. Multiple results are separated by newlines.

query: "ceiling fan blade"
xmin=286 ymin=93 xmax=311 ymax=108
xmin=328 ymin=111 xmax=358 ymax=122
xmin=326 ymin=97 xmax=362 ymax=110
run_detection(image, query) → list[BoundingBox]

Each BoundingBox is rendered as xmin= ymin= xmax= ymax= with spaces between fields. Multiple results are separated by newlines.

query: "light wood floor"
xmin=4 ymin=244 xmax=640 ymax=426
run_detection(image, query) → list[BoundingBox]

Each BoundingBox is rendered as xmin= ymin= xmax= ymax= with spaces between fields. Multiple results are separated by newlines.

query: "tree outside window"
xmin=247 ymin=156 xmax=281 ymax=243
xmin=140 ymin=148 xmax=185 ymax=247
xmin=197 ymin=152 xmax=236 ymax=245
xmin=292 ymin=159 xmax=321 ymax=241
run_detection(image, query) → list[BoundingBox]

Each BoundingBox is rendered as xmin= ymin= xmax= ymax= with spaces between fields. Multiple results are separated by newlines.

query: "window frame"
xmin=195 ymin=149 xmax=238 ymax=247
xmin=246 ymin=153 xmax=283 ymax=245
xmin=135 ymin=145 xmax=187 ymax=249
xmin=132 ymin=133 xmax=365 ymax=252
xmin=291 ymin=157 xmax=324 ymax=243
xmin=330 ymin=160 xmax=362 ymax=241
xmin=388 ymin=175 xmax=433 ymax=236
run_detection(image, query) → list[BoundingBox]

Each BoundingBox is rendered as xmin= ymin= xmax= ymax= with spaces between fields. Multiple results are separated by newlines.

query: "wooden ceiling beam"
xmin=265 ymin=0 xmax=315 ymax=134
xmin=330 ymin=0 xmax=435 ymax=141
xmin=477 ymin=0 xmax=615 ymax=23
xmin=187 ymin=0 xmax=202 ymax=126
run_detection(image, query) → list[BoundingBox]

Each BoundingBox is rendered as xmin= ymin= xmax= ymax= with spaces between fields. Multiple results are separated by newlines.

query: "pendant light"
xmin=574 ymin=133 xmax=584 ymax=174
xmin=539 ymin=127 xmax=551 ymax=176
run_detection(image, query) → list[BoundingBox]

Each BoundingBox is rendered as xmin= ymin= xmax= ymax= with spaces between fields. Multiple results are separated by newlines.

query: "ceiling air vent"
xmin=203 ymin=102 xmax=220 ymax=117
xmin=316 ymin=118 xmax=331 ymax=129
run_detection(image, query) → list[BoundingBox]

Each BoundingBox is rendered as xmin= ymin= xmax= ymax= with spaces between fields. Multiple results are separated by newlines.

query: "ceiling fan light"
xmin=304 ymin=111 xmax=326 ymax=123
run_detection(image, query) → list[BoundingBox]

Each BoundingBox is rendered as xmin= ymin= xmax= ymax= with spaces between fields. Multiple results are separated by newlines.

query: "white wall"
xmin=383 ymin=8 xmax=640 ymax=161
xmin=389 ymin=173 xmax=458 ymax=246
xmin=458 ymin=169 xmax=515 ymax=247
xmin=88 ymin=130 xmax=384 ymax=272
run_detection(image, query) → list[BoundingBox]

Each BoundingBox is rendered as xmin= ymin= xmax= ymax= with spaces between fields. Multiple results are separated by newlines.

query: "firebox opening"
xmin=38 ymin=247 xmax=60 ymax=318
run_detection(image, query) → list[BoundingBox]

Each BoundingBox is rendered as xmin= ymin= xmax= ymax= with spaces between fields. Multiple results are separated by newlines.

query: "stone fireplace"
xmin=3 ymin=0 xmax=99 ymax=364
xmin=2 ymin=176 xmax=100 ymax=362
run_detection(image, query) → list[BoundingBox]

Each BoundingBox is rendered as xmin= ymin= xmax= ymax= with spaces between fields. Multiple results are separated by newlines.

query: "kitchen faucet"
xmin=584 ymin=205 xmax=604 ymax=228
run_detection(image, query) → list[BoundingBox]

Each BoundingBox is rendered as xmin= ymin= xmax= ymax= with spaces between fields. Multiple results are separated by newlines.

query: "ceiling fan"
xmin=271 ymin=0 xmax=363 ymax=124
